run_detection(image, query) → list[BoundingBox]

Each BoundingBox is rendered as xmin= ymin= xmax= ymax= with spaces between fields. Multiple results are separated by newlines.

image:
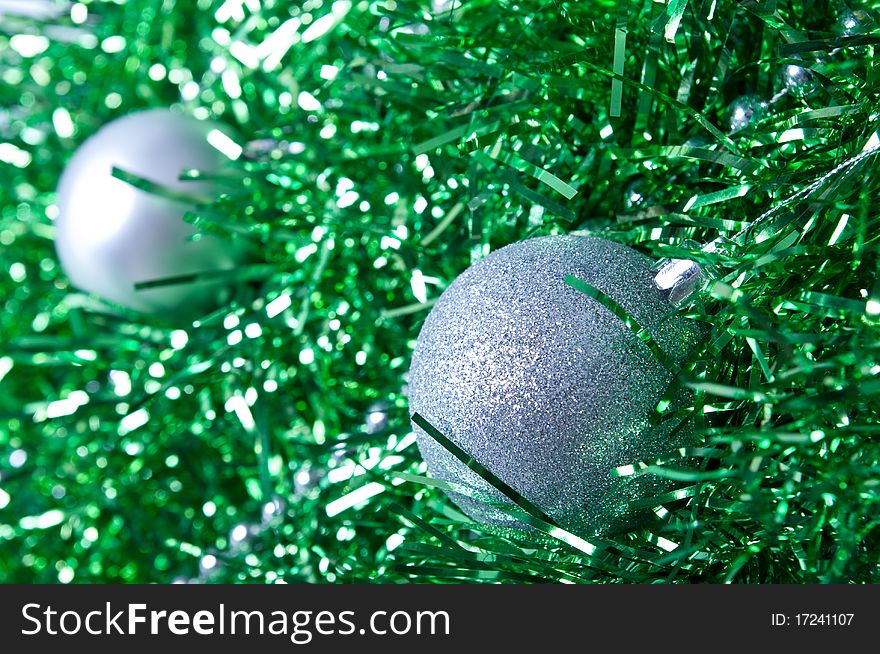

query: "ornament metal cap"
xmin=652 ymin=257 xmax=705 ymax=307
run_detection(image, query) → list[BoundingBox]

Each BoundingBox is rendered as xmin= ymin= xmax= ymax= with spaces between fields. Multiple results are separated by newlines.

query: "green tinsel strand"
xmin=0 ymin=0 xmax=878 ymax=584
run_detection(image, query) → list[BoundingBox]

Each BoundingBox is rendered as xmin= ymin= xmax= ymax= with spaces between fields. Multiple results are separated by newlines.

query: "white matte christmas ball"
xmin=408 ymin=235 xmax=703 ymax=536
xmin=55 ymin=109 xmax=242 ymax=316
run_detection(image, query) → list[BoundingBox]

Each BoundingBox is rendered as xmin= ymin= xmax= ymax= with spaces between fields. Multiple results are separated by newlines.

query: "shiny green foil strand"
xmin=0 ymin=0 xmax=878 ymax=584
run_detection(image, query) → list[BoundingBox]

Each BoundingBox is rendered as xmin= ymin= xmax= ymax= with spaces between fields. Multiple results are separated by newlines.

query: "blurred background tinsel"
xmin=1 ymin=0 xmax=879 ymax=583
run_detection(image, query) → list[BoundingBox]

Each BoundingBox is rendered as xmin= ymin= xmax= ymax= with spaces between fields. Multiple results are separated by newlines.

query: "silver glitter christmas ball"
xmin=55 ymin=109 xmax=242 ymax=316
xmin=408 ymin=235 xmax=703 ymax=536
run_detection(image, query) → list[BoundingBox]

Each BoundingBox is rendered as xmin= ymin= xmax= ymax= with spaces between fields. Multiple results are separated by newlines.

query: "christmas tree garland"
xmin=0 ymin=0 xmax=878 ymax=583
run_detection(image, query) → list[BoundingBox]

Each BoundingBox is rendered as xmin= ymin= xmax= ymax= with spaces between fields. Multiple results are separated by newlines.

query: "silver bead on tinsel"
xmin=198 ymin=553 xmax=221 ymax=577
xmin=262 ymin=495 xmax=286 ymax=523
xmin=778 ymin=62 xmax=818 ymax=98
xmin=837 ymin=7 xmax=871 ymax=36
xmin=229 ymin=522 xmax=261 ymax=549
xmin=727 ymin=94 xmax=769 ymax=132
xmin=294 ymin=465 xmax=324 ymax=495
xmin=624 ymin=181 xmax=646 ymax=209
xmin=366 ymin=401 xmax=392 ymax=434
xmin=684 ymin=134 xmax=710 ymax=148
xmin=408 ymin=235 xmax=703 ymax=536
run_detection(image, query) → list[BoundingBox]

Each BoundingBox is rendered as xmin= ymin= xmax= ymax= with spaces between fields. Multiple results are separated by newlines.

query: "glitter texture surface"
xmin=409 ymin=236 xmax=703 ymax=536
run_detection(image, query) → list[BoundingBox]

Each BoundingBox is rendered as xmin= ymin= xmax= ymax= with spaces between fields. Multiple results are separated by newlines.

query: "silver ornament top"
xmin=409 ymin=236 xmax=703 ymax=536
xmin=653 ymin=256 xmax=706 ymax=307
xmin=55 ymin=109 xmax=242 ymax=316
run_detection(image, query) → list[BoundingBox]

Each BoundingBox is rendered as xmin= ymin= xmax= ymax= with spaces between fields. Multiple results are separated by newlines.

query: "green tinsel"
xmin=0 ymin=0 xmax=878 ymax=584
